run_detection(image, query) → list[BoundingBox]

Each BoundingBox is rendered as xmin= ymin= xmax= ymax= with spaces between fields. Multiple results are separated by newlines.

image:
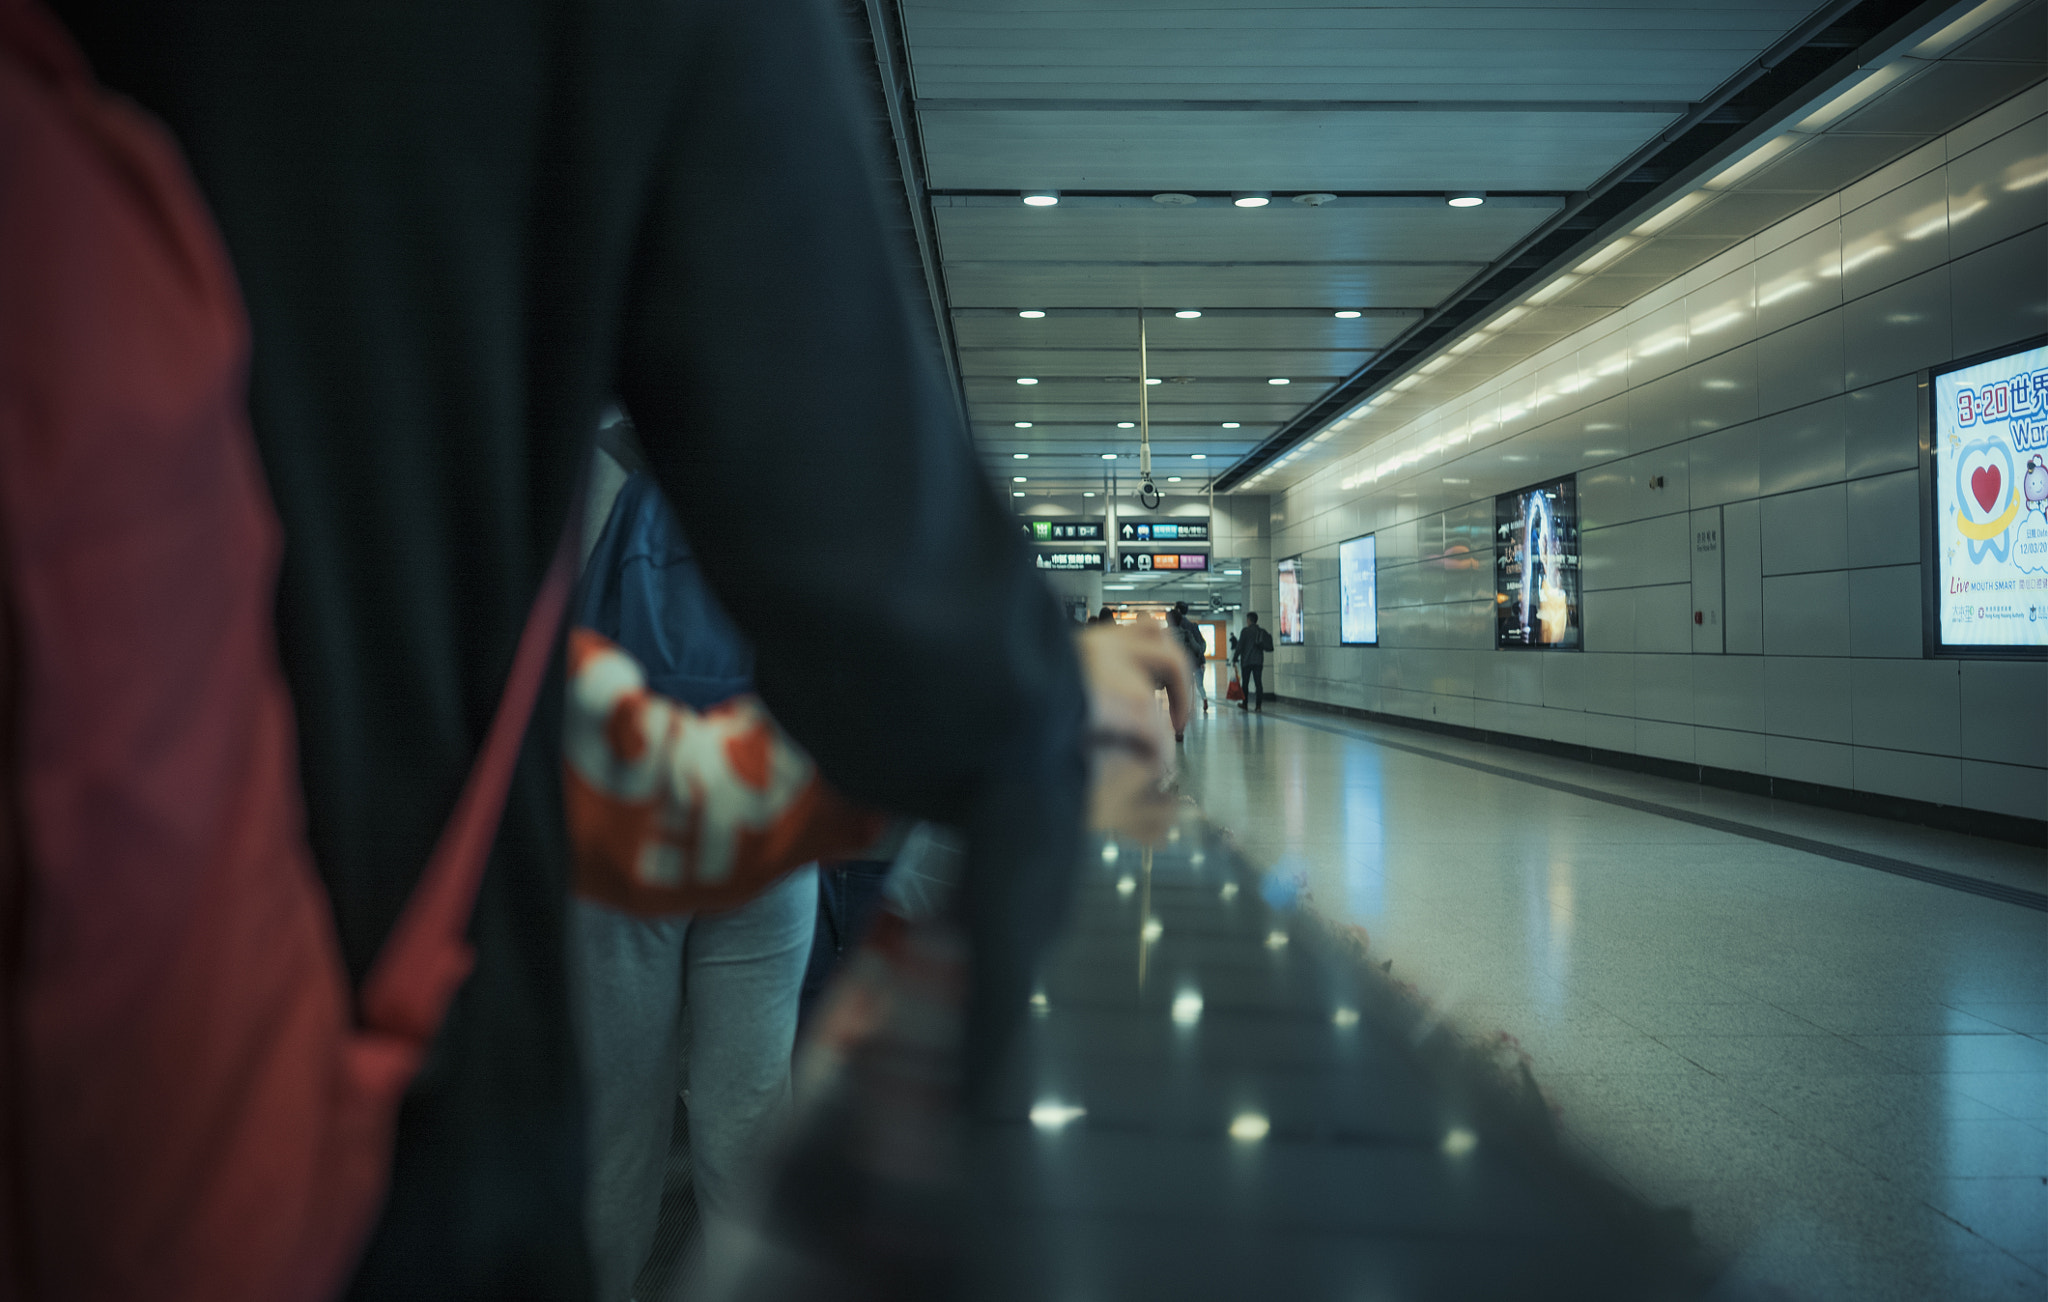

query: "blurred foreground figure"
xmin=15 ymin=0 xmax=1187 ymax=1297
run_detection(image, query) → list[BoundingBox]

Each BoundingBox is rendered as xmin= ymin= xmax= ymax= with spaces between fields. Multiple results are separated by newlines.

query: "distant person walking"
xmin=1169 ymin=602 xmax=1209 ymax=723
xmin=1235 ymin=612 xmax=1274 ymax=713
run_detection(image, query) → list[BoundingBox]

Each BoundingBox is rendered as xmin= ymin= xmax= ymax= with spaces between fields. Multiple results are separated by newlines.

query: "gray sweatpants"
xmin=570 ymin=868 xmax=819 ymax=1302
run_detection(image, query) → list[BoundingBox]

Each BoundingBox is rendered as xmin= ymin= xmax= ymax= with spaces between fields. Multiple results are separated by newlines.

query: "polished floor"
xmin=1178 ymin=695 xmax=2048 ymax=1301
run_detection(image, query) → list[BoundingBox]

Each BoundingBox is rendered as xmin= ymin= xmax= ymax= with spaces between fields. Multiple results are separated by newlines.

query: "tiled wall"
xmin=1266 ymin=89 xmax=2048 ymax=821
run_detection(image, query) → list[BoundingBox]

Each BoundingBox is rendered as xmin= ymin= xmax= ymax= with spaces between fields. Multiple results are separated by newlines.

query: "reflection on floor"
xmin=1180 ymin=703 xmax=2048 ymax=1302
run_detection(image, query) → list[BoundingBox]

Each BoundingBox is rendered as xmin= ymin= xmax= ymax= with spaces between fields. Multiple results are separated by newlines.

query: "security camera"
xmin=1138 ymin=479 xmax=1162 ymax=510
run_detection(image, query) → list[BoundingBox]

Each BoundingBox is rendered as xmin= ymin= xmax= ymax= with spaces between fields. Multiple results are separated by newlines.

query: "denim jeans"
xmin=570 ymin=867 xmax=818 ymax=1301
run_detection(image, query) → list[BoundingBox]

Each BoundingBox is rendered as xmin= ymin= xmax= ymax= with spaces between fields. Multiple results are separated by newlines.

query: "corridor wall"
xmin=1267 ymin=88 xmax=2047 ymax=823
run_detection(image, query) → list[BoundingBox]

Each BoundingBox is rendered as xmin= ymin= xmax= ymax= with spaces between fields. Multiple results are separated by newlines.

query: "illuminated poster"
xmin=1495 ymin=476 xmax=1581 ymax=649
xmin=1339 ymin=534 xmax=1378 ymax=645
xmin=1277 ymin=556 xmax=1304 ymax=644
xmin=1932 ymin=341 xmax=2048 ymax=651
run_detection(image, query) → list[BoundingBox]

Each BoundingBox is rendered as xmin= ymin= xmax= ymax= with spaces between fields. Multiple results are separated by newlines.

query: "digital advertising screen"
xmin=1494 ymin=476 xmax=1581 ymax=650
xmin=1339 ymin=534 xmax=1378 ymax=645
xmin=1276 ymin=556 xmax=1305 ymax=644
xmin=1930 ymin=339 xmax=2048 ymax=653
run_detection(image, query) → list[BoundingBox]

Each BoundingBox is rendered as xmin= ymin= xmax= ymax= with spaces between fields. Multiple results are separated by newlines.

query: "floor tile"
xmin=1850 ymin=1033 xmax=2048 ymax=1075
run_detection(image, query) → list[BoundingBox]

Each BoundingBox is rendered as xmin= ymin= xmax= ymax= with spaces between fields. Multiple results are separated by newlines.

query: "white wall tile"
xmin=1960 ymin=659 xmax=2048 ymax=768
xmin=1853 ymin=747 xmax=1963 ymax=807
xmin=1945 ymin=116 xmax=2048 ymax=259
xmin=1695 ymin=655 xmax=1765 ymax=733
xmin=1950 ymin=229 xmax=2048 ymax=360
xmin=1763 ymin=571 xmax=1853 ymax=657
xmin=1688 ymin=341 xmax=1761 ymax=436
xmin=1761 ymin=483 xmax=1849 ymax=575
xmin=1627 ymin=298 xmax=1692 ymax=386
xmin=1943 ymin=84 xmax=2045 ymax=159
xmin=1581 ymin=652 xmax=1634 ymax=716
xmin=1635 ymin=655 xmax=1694 ymax=723
xmin=1848 ymin=564 xmax=1925 ymax=659
xmin=1626 ymin=369 xmax=1691 ymax=453
xmin=1845 ymin=469 xmax=1922 ymax=569
xmin=1580 ymin=445 xmax=1691 ymax=529
xmin=1698 ymin=726 xmax=1767 ymax=774
xmin=1757 ymin=310 xmax=1846 ymax=415
xmin=1757 ymin=396 xmax=1848 ymax=496
xmin=1850 ymin=658 xmax=1961 ymax=755
xmin=1753 ymin=193 xmax=1839 ymax=258
xmin=1540 ymin=650 xmax=1589 ymax=712
xmin=1722 ymin=498 xmax=1764 ymax=655
xmin=1586 ymin=712 xmax=1635 ymax=755
xmin=1765 ymin=657 xmax=1855 ymax=743
xmin=1635 ymin=719 xmax=1696 ymax=763
xmin=1960 ymin=759 xmax=2048 ymax=821
xmin=1581 ymin=587 xmax=1634 ymax=654
xmin=1840 ymin=138 xmax=1948 ymax=215
xmin=1842 ymin=266 xmax=1954 ymax=390
xmin=1844 ymin=376 xmax=1922 ymax=480
xmin=1768 ymin=735 xmax=1855 ymax=788
xmin=1840 ymin=168 xmax=1951 ymax=302
xmin=1635 ymin=583 xmax=1695 ymax=654
xmin=1689 ymin=421 xmax=1761 ymax=507
xmin=1583 ymin=513 xmax=1690 ymax=590
xmin=1756 ymin=222 xmax=1843 ymax=337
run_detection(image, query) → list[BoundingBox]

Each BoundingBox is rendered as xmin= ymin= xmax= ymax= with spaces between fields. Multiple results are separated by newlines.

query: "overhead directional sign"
xmin=1036 ymin=551 xmax=1105 ymax=571
xmin=1117 ymin=520 xmax=1209 ymax=543
xmin=1119 ymin=553 xmax=1210 ymax=572
xmin=1024 ymin=519 xmax=1106 ymax=542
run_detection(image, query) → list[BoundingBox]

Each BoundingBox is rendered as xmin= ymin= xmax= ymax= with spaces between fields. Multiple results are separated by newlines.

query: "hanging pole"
xmin=1137 ymin=311 xmax=1153 ymax=482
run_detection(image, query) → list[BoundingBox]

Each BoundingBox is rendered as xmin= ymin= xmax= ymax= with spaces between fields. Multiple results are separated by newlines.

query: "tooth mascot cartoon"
xmin=2025 ymin=455 xmax=2048 ymax=521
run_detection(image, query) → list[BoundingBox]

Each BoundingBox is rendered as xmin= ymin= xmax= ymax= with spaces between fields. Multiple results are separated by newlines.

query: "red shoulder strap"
xmin=357 ymin=539 xmax=575 ymax=1041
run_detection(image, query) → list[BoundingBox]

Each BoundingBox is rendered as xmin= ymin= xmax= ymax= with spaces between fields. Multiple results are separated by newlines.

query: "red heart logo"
xmin=1971 ymin=464 xmax=2001 ymax=513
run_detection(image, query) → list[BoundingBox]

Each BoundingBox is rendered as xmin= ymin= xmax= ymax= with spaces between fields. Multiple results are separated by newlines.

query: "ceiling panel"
xmin=920 ymin=110 xmax=1684 ymax=190
xmin=933 ymin=204 xmax=1551 ymax=263
xmin=953 ymin=314 xmax=1415 ymax=350
xmin=946 ymin=262 xmax=1480 ymax=307
xmin=960 ymin=347 xmax=1368 ymax=374
xmin=895 ymin=0 xmax=1845 ymax=493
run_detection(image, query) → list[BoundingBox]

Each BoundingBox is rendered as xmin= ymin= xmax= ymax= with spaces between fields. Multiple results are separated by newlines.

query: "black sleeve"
xmin=614 ymin=0 xmax=1090 ymax=1073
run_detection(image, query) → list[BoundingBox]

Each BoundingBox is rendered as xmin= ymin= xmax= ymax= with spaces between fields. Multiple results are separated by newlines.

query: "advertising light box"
xmin=1931 ymin=340 xmax=2048 ymax=653
xmin=1277 ymin=556 xmax=1304 ymax=644
xmin=1495 ymin=476 xmax=1582 ymax=650
xmin=1339 ymin=534 xmax=1379 ymax=646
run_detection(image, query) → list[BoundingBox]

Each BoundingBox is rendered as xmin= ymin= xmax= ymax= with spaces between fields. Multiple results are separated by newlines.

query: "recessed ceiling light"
xmin=1117 ymin=421 xmax=1135 ymax=428
xmin=1101 ymin=453 xmax=1118 ymax=460
xmin=1220 ymin=423 xmax=1239 ymax=429
xmin=1144 ymin=377 xmax=1162 ymax=385
xmin=1192 ymin=453 xmax=1208 ymax=459
xmin=1013 ymin=491 xmax=1025 ymax=497
xmin=1084 ymin=491 xmax=1096 ymax=496
xmin=1446 ymin=191 xmax=1486 ymax=208
xmin=1167 ymin=476 xmax=1182 ymax=482
xmin=1232 ymin=192 xmax=1270 ymax=208
xmin=1018 ymin=309 xmax=1046 ymax=319
xmin=1014 ymin=421 xmax=1033 ymax=429
xmin=1268 ymin=377 xmax=1291 ymax=385
xmin=1224 ymin=569 xmax=1242 ymax=575
xmin=1022 ymin=190 xmax=1059 ymax=207
xmin=1013 ymin=452 xmax=1029 ymax=459
xmin=1016 ymin=377 xmax=1038 ymax=385
xmin=1013 ymin=476 xmax=1027 ymax=482
xmin=1174 ymin=309 xmax=1202 ymax=319
xmin=1333 ymin=310 xmax=1362 ymax=319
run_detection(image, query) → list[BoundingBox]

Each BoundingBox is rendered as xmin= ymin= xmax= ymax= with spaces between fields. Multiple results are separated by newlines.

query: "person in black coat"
xmin=1235 ymin=612 xmax=1275 ymax=712
xmin=44 ymin=2 xmax=1189 ymax=1294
